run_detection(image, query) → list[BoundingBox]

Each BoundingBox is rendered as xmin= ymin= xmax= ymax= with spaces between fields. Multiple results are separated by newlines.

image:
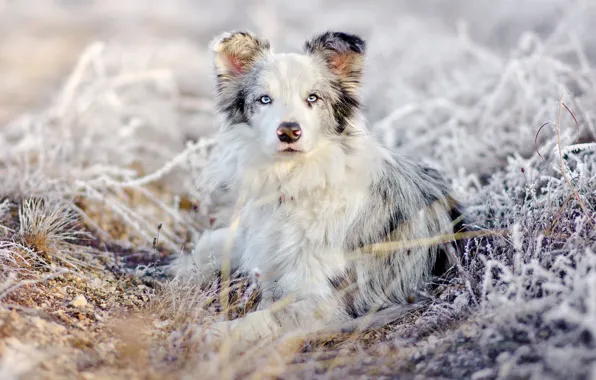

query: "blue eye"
xmin=259 ymin=95 xmax=272 ymax=104
xmin=306 ymin=94 xmax=319 ymax=103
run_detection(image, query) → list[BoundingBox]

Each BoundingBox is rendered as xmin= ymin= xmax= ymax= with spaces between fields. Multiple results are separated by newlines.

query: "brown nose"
xmin=277 ymin=122 xmax=302 ymax=143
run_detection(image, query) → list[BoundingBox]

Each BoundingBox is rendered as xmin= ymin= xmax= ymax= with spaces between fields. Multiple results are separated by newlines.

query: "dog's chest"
xmin=239 ymin=189 xmax=365 ymax=299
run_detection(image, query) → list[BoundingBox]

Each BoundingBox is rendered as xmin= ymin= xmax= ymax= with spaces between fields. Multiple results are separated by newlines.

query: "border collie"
xmin=171 ymin=30 xmax=466 ymax=342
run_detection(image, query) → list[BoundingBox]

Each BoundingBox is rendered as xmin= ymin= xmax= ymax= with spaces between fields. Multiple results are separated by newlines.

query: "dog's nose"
xmin=276 ymin=122 xmax=302 ymax=143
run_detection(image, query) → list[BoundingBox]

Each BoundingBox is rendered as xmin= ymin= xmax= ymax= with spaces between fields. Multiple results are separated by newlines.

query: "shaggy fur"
xmin=171 ymin=30 xmax=466 ymax=341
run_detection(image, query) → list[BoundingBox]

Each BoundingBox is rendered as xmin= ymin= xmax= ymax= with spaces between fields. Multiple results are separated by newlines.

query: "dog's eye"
xmin=259 ymin=95 xmax=272 ymax=104
xmin=306 ymin=94 xmax=319 ymax=103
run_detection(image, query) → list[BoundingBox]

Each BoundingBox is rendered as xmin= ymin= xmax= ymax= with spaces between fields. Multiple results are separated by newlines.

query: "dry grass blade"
xmin=555 ymin=95 xmax=596 ymax=230
xmin=358 ymin=229 xmax=508 ymax=256
xmin=534 ymin=122 xmax=550 ymax=161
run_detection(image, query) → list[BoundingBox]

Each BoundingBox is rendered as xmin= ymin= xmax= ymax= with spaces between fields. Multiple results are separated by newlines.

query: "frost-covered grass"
xmin=0 ymin=0 xmax=595 ymax=378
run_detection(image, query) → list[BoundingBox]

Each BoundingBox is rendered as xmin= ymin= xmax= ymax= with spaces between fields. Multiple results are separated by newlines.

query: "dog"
xmin=171 ymin=30 xmax=466 ymax=343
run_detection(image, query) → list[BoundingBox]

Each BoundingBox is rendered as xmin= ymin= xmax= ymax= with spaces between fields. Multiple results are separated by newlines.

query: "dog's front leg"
xmin=169 ymin=227 xmax=241 ymax=284
xmin=200 ymin=298 xmax=341 ymax=343
xmin=203 ymin=308 xmax=283 ymax=343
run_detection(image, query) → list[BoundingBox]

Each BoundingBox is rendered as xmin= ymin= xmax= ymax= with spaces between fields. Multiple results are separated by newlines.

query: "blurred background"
xmin=2 ymin=0 xmax=595 ymax=125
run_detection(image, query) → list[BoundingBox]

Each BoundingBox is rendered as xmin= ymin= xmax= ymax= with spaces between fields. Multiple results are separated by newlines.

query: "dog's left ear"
xmin=304 ymin=31 xmax=366 ymax=85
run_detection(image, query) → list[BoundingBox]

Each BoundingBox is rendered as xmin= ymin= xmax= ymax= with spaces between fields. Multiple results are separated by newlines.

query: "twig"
xmin=54 ymin=42 xmax=105 ymax=119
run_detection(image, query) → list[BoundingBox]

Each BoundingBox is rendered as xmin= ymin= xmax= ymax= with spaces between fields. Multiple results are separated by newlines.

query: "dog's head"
xmin=211 ymin=31 xmax=366 ymax=158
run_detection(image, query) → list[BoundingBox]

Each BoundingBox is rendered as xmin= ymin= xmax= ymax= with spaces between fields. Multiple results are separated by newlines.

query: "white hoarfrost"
xmin=0 ymin=0 xmax=595 ymax=378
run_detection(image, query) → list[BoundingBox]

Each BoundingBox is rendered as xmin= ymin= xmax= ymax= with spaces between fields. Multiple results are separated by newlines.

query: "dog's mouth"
xmin=276 ymin=144 xmax=303 ymax=155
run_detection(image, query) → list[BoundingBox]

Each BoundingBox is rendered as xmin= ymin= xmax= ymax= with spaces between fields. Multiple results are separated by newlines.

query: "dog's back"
xmin=328 ymin=151 xmax=465 ymax=318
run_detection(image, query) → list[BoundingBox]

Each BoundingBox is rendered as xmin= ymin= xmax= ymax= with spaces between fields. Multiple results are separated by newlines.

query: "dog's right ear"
xmin=211 ymin=31 xmax=270 ymax=83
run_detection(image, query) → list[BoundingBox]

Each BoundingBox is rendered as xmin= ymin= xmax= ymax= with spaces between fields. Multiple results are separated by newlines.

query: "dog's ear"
xmin=211 ymin=31 xmax=270 ymax=82
xmin=304 ymin=31 xmax=366 ymax=84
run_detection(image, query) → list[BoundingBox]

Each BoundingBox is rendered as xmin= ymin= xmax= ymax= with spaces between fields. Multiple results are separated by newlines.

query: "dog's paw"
xmin=194 ymin=319 xmax=256 ymax=346
xmin=196 ymin=310 xmax=282 ymax=345
xmin=193 ymin=320 xmax=230 ymax=345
